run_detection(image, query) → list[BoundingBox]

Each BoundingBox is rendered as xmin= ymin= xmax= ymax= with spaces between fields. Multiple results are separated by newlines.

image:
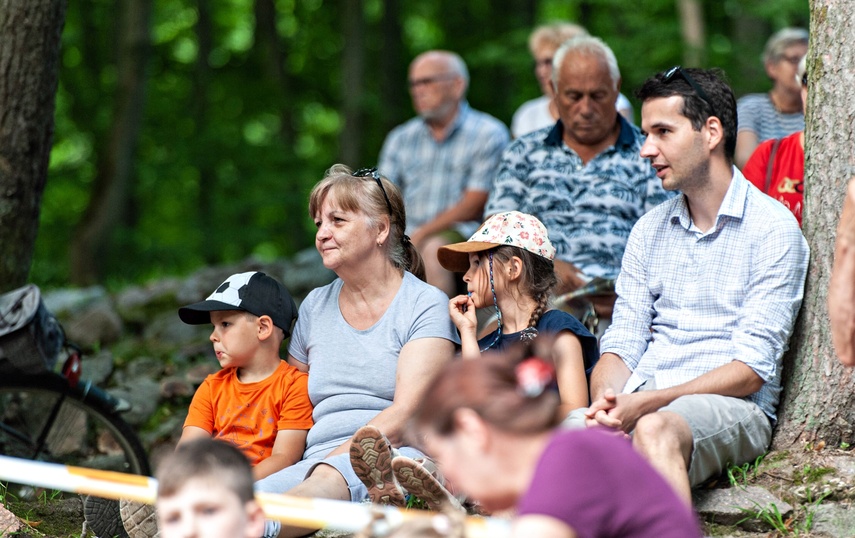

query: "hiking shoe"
xmin=392 ymin=456 xmax=463 ymax=512
xmin=83 ymin=495 xmax=129 ymax=538
xmin=350 ymin=425 xmax=407 ymax=507
xmin=120 ymin=499 xmax=159 ymax=538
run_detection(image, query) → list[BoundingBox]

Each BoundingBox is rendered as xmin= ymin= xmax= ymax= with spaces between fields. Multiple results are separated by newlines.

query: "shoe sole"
xmin=392 ymin=457 xmax=463 ymax=512
xmin=350 ymin=425 xmax=406 ymax=507
xmin=120 ymin=498 xmax=160 ymax=538
xmin=83 ymin=496 xmax=129 ymax=538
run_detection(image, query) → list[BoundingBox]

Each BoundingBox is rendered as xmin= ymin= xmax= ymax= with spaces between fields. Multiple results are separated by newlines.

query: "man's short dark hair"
xmin=636 ymin=67 xmax=737 ymax=161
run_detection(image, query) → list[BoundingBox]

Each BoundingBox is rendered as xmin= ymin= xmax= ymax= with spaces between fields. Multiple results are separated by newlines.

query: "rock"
xmin=694 ymin=485 xmax=793 ymax=530
xmin=0 ymin=503 xmax=24 ymax=534
xmin=281 ymin=247 xmax=336 ymax=299
xmin=142 ymin=311 xmax=205 ymax=348
xmin=111 ymin=378 xmax=161 ymax=427
xmin=115 ymin=278 xmax=183 ymax=325
xmin=810 ymin=501 xmax=855 ymax=536
xmin=64 ymin=297 xmax=124 ymax=348
xmin=43 ymin=286 xmax=108 ymax=317
xmin=125 ymin=356 xmax=166 ymax=381
xmin=186 ymin=362 xmax=219 ymax=384
xmin=160 ymin=376 xmax=194 ymax=399
xmin=82 ymin=349 xmax=115 ymax=384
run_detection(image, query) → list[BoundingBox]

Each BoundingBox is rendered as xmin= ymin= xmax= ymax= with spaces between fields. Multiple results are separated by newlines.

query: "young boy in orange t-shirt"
xmin=177 ymin=271 xmax=313 ymax=481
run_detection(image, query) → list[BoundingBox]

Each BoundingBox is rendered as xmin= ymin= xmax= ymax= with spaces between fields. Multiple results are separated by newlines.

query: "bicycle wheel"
xmin=0 ymin=374 xmax=150 ymax=481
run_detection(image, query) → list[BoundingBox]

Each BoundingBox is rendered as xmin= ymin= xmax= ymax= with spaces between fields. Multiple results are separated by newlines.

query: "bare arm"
xmin=588 ymin=353 xmax=632 ymax=403
xmin=830 ymin=178 xmax=855 ymax=366
xmin=410 ymin=190 xmax=488 ymax=246
xmin=552 ymin=332 xmax=588 ymax=415
xmin=176 ymin=425 xmax=211 ymax=446
xmin=589 ymin=360 xmax=763 ymax=433
xmin=252 ymin=429 xmax=308 ymax=481
xmin=324 ymin=336 xmax=455 ymax=457
xmin=448 ymin=294 xmax=479 ymax=359
xmin=735 ymin=130 xmax=759 ymax=170
xmin=286 ymin=354 xmax=308 ymax=373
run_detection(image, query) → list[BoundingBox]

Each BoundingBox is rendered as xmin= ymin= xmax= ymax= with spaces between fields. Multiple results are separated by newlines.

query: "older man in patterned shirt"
xmin=486 ymin=36 xmax=669 ymax=323
xmin=585 ymin=67 xmax=808 ymax=504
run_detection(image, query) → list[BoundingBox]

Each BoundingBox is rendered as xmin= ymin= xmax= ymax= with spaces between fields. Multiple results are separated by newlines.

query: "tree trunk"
xmin=0 ymin=0 xmax=67 ymax=292
xmin=773 ymin=0 xmax=855 ymax=449
xmin=254 ymin=0 xmax=294 ymax=144
xmin=338 ymin=0 xmax=364 ymax=167
xmin=675 ymin=0 xmax=705 ymax=67
xmin=379 ymin=0 xmax=405 ymax=136
xmin=68 ymin=0 xmax=151 ymax=285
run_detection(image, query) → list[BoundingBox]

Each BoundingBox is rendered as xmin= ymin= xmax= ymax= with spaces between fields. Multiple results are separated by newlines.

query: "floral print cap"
xmin=437 ymin=211 xmax=556 ymax=273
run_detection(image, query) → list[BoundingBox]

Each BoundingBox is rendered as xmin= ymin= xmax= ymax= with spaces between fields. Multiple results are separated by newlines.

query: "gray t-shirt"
xmin=289 ymin=271 xmax=458 ymax=460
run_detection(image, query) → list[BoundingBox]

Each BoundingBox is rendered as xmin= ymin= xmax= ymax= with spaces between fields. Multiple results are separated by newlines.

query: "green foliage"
xmin=737 ymin=501 xmax=791 ymax=534
xmin=794 ymin=464 xmax=834 ymax=485
xmin=404 ymin=494 xmax=429 ymax=510
xmin=33 ymin=0 xmax=810 ymax=288
xmin=726 ymin=454 xmax=765 ymax=487
xmin=737 ymin=489 xmax=831 ymax=536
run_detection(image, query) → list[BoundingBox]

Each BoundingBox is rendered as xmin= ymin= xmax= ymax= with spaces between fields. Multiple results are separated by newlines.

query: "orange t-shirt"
xmin=184 ymin=360 xmax=313 ymax=465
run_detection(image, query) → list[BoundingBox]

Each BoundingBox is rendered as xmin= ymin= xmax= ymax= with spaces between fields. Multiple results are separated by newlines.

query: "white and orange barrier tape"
xmin=0 ymin=455 xmax=509 ymax=537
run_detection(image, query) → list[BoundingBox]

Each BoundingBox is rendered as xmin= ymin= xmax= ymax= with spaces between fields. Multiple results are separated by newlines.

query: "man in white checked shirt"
xmin=582 ymin=67 xmax=809 ymax=503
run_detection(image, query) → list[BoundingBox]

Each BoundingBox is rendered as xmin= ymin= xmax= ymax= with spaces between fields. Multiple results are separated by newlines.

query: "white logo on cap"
xmin=205 ymin=271 xmax=257 ymax=308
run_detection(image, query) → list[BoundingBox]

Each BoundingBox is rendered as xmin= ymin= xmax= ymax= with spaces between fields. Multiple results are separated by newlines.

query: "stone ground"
xmin=3 ymin=445 xmax=855 ymax=537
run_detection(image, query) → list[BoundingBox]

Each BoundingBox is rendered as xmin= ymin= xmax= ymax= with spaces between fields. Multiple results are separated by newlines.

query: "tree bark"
xmin=379 ymin=0 xmax=405 ymax=136
xmin=773 ymin=0 xmax=855 ymax=449
xmin=69 ymin=0 xmax=151 ymax=285
xmin=254 ymin=0 xmax=294 ymax=144
xmin=0 ymin=0 xmax=67 ymax=292
xmin=338 ymin=0 xmax=364 ymax=167
xmin=675 ymin=0 xmax=705 ymax=67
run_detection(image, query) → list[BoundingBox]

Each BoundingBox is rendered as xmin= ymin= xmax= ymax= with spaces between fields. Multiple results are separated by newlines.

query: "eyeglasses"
xmin=408 ymin=74 xmax=457 ymax=89
xmin=801 ymin=73 xmax=808 ymax=86
xmin=662 ymin=66 xmax=718 ymax=119
xmin=353 ymin=167 xmax=393 ymax=215
xmin=779 ymin=54 xmax=803 ymax=66
xmin=534 ymin=57 xmax=553 ymax=70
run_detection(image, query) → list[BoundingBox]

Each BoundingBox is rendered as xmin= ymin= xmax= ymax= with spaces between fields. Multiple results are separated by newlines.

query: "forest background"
xmin=31 ymin=0 xmax=810 ymax=289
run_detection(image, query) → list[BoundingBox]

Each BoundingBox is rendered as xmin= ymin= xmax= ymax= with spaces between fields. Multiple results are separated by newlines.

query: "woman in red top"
xmin=742 ymin=56 xmax=807 ymax=226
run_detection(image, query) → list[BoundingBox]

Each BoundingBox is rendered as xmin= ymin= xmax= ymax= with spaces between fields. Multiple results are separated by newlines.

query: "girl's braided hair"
xmin=490 ymin=245 xmax=557 ymax=330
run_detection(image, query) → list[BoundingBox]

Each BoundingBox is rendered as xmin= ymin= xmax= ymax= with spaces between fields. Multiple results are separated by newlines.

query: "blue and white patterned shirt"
xmin=600 ymin=169 xmax=809 ymax=422
xmin=378 ymin=102 xmax=510 ymax=237
xmin=485 ymin=116 xmax=670 ymax=279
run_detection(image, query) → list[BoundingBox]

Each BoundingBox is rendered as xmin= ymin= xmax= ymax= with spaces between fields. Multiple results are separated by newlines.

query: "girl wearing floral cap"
xmin=347 ymin=212 xmax=599 ymax=515
xmin=438 ymin=210 xmax=598 ymax=416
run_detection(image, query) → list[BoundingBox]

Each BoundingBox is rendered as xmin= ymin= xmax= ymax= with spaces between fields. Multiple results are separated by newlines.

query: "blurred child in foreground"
xmin=157 ymin=438 xmax=266 ymax=538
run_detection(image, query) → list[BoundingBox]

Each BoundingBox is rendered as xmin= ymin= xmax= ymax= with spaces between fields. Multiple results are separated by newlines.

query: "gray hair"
xmin=763 ymin=27 xmax=809 ymax=64
xmin=414 ymin=50 xmax=470 ymax=89
xmin=528 ymin=22 xmax=589 ymax=55
xmin=551 ymin=36 xmax=620 ymax=91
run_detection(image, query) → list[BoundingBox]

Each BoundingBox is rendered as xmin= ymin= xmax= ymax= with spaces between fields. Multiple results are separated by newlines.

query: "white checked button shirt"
xmin=600 ymin=168 xmax=809 ymax=422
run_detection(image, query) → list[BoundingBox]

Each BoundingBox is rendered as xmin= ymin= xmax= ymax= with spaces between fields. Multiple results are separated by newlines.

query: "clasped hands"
xmin=584 ymin=388 xmax=658 ymax=434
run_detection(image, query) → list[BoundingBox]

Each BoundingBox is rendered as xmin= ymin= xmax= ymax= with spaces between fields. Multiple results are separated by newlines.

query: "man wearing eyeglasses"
xmin=486 ymin=36 xmax=669 ymax=332
xmin=378 ymin=50 xmax=510 ymax=296
xmin=584 ymin=67 xmax=809 ymax=504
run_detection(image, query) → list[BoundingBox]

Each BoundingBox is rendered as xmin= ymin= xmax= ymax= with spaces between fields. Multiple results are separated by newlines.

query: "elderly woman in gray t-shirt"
xmin=255 ymin=164 xmax=458 ymax=538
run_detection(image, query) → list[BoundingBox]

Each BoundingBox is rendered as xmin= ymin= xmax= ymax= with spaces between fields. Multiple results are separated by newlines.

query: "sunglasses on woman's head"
xmin=353 ymin=167 xmax=393 ymax=215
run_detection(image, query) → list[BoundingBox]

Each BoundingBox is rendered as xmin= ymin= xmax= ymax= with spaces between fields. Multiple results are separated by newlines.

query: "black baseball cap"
xmin=178 ymin=271 xmax=297 ymax=337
